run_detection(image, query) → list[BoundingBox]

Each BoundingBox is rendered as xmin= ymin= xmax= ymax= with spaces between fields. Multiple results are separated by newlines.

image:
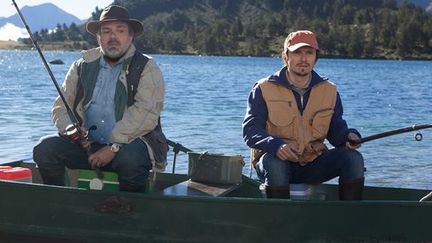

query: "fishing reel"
xmin=64 ymin=124 xmax=97 ymax=147
xmin=64 ymin=124 xmax=104 ymax=184
xmin=64 ymin=124 xmax=88 ymax=144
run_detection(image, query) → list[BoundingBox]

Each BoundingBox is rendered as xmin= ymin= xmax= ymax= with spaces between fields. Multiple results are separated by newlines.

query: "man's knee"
xmin=115 ymin=141 xmax=151 ymax=170
xmin=33 ymin=137 xmax=55 ymax=164
xmin=260 ymin=153 xmax=284 ymax=170
xmin=257 ymin=153 xmax=290 ymax=186
xmin=113 ymin=141 xmax=152 ymax=186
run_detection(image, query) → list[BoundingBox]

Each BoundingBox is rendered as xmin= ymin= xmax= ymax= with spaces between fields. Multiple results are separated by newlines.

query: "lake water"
xmin=0 ymin=50 xmax=431 ymax=189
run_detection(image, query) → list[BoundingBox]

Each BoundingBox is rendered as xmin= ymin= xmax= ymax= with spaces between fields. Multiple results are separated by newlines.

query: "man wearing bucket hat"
xmin=243 ymin=30 xmax=364 ymax=200
xmin=33 ymin=5 xmax=168 ymax=192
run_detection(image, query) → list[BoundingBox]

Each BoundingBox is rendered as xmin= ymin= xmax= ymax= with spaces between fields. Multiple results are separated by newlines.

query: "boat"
xmin=1 ymin=156 xmax=431 ymax=243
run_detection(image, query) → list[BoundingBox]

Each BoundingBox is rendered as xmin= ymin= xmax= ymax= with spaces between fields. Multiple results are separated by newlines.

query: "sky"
xmin=0 ymin=0 xmax=113 ymax=19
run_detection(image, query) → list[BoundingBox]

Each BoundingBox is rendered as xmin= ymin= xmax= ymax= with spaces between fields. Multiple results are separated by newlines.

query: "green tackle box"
xmin=78 ymin=170 xmax=119 ymax=191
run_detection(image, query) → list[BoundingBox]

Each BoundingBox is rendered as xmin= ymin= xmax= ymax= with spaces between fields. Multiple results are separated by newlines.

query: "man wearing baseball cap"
xmin=34 ymin=5 xmax=168 ymax=192
xmin=243 ymin=30 xmax=364 ymax=200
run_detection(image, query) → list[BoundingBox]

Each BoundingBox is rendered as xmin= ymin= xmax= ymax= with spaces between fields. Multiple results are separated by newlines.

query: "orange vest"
xmin=251 ymin=78 xmax=337 ymax=166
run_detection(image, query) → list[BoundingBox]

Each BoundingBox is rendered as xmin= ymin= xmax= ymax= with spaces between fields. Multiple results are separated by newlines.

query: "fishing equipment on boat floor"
xmin=188 ymin=152 xmax=245 ymax=184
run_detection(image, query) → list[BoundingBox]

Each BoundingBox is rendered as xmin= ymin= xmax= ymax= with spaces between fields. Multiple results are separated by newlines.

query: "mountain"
xmin=0 ymin=3 xmax=84 ymax=32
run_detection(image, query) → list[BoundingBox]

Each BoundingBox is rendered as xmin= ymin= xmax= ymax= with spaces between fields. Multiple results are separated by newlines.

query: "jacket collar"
xmin=268 ymin=66 xmax=328 ymax=89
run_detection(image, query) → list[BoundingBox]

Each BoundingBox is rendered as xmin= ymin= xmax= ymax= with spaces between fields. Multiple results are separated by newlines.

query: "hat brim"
xmin=86 ymin=19 xmax=144 ymax=37
xmin=287 ymin=43 xmax=319 ymax=52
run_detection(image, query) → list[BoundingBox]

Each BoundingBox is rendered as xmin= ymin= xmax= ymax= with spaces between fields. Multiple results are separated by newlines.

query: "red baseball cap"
xmin=284 ymin=30 xmax=319 ymax=52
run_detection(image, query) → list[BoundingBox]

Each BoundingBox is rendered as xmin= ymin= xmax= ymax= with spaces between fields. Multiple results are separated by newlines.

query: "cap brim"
xmin=86 ymin=19 xmax=143 ymax=37
xmin=287 ymin=43 xmax=319 ymax=52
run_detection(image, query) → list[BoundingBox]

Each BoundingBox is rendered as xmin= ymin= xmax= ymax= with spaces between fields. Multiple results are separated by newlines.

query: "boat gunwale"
xmin=1 ymin=178 xmax=431 ymax=207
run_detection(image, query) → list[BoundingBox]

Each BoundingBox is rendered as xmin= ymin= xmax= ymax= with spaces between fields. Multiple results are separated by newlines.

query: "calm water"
xmin=0 ymin=50 xmax=431 ymax=189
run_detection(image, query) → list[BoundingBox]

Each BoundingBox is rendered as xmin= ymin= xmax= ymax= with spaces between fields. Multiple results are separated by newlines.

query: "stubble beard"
xmin=291 ymin=66 xmax=311 ymax=77
xmin=104 ymin=49 xmax=124 ymax=63
xmin=103 ymin=44 xmax=127 ymax=63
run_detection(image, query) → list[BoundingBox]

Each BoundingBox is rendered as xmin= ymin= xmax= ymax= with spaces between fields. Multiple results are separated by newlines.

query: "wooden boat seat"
xmin=162 ymin=179 xmax=241 ymax=197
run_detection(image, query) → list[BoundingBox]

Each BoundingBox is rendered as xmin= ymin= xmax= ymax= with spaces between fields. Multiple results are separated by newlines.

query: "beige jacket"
xmin=52 ymin=44 xmax=165 ymax=145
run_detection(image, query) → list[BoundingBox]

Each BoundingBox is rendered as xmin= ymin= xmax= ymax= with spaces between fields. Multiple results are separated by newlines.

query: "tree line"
xmin=29 ymin=0 xmax=432 ymax=59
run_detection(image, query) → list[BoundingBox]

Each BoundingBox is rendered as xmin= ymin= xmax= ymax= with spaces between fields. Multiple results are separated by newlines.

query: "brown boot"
xmin=339 ymin=177 xmax=364 ymax=200
xmin=265 ymin=185 xmax=290 ymax=199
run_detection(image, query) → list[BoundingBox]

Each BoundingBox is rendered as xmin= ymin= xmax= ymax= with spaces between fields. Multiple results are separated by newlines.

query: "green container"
xmin=77 ymin=170 xmax=119 ymax=191
xmin=188 ymin=152 xmax=244 ymax=185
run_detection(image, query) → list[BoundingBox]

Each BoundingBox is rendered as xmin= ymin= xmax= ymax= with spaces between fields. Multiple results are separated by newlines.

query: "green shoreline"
xmin=1 ymin=40 xmax=431 ymax=60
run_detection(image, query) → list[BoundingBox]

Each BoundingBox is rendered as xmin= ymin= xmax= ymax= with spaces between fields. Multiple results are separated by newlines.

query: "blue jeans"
xmin=33 ymin=134 xmax=152 ymax=187
xmin=255 ymin=147 xmax=364 ymax=187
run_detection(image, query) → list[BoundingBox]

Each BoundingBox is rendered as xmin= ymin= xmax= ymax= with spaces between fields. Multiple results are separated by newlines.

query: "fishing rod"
xmin=12 ymin=0 xmax=103 ymax=180
xmin=350 ymin=124 xmax=432 ymax=145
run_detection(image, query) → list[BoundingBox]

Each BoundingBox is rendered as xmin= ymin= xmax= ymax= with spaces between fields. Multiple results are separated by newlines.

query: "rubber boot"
xmin=119 ymin=184 xmax=146 ymax=193
xmin=339 ymin=177 xmax=364 ymax=200
xmin=265 ymin=185 xmax=290 ymax=199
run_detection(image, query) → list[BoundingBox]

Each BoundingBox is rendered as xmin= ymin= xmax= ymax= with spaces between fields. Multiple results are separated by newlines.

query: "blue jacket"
xmin=242 ymin=66 xmax=360 ymax=157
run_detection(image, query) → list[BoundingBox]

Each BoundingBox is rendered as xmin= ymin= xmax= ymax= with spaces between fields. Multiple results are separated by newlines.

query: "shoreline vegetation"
xmin=2 ymin=40 xmax=432 ymax=60
xmin=2 ymin=1 xmax=432 ymax=60
xmin=96 ymin=0 xmax=432 ymax=60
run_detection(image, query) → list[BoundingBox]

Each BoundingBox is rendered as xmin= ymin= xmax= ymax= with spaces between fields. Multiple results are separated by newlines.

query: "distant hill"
xmin=0 ymin=3 xmax=84 ymax=32
xmin=7 ymin=0 xmax=432 ymax=59
xmin=108 ymin=0 xmax=432 ymax=59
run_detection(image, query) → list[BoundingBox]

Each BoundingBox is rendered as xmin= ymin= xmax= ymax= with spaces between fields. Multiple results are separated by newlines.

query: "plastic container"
xmin=290 ymin=184 xmax=313 ymax=200
xmin=0 ymin=167 xmax=32 ymax=183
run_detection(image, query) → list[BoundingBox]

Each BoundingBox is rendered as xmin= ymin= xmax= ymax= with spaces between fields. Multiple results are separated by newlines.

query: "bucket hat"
xmin=86 ymin=5 xmax=143 ymax=37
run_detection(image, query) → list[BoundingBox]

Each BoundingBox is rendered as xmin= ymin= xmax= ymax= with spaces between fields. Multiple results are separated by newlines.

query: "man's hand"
xmin=276 ymin=142 xmax=300 ymax=161
xmin=88 ymin=146 xmax=116 ymax=168
xmin=346 ymin=132 xmax=361 ymax=149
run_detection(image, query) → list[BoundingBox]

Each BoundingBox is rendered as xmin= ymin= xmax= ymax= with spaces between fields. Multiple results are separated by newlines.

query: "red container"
xmin=0 ymin=167 xmax=32 ymax=182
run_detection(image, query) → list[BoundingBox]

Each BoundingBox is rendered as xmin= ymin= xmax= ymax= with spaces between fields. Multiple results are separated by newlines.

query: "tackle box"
xmin=188 ymin=152 xmax=244 ymax=185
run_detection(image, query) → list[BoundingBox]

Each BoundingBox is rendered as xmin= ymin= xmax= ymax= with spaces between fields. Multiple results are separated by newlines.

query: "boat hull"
xmin=1 ymin=173 xmax=431 ymax=242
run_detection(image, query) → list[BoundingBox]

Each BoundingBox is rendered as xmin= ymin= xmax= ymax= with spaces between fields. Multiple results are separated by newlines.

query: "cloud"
xmin=0 ymin=23 xmax=29 ymax=41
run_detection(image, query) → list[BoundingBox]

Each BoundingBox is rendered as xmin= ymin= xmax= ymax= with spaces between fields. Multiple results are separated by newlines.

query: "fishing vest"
xmin=251 ymin=78 xmax=337 ymax=167
xmin=73 ymin=52 xmax=169 ymax=168
xmin=73 ymin=51 xmax=149 ymax=121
